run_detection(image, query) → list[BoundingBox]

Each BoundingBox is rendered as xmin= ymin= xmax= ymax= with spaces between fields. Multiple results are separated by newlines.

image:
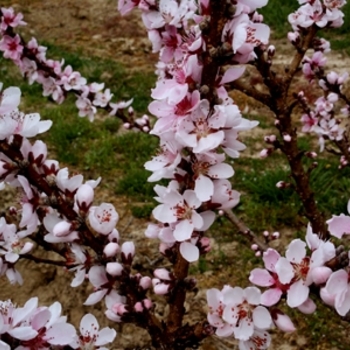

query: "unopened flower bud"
xmin=272 ymin=231 xmax=280 ymax=239
xmin=218 ymin=210 xmax=224 ymax=216
xmin=103 ymin=242 xmax=119 ymax=258
xmin=153 ymin=279 xmax=170 ymax=295
xmin=142 ymin=126 xmax=149 ymax=132
xmin=134 ymin=302 xmax=143 ymax=312
xmin=264 ymin=135 xmax=276 ymax=143
xmin=143 ymin=298 xmax=152 ymax=309
xmin=123 ymin=123 xmax=131 ymax=129
xmin=122 ymin=241 xmax=135 ymax=256
xmin=260 ymin=148 xmax=269 ymax=158
xmin=251 ymin=244 xmax=258 ymax=251
xmin=263 ymin=230 xmax=269 ymax=237
xmin=283 ymin=134 xmax=291 ymax=142
xmin=199 ymin=237 xmax=211 ymax=253
xmin=255 ymin=251 xmax=261 ymax=257
xmin=106 ymin=262 xmax=123 ymax=276
xmin=267 ymin=45 xmax=275 ymax=57
xmin=276 ymin=181 xmax=286 ymax=189
xmin=76 ymin=184 xmax=94 ymax=210
xmin=121 ymin=241 xmax=135 ymax=263
xmin=154 ymin=268 xmax=171 ymax=280
xmin=305 ymin=151 xmax=317 ymax=159
xmin=272 ymin=310 xmax=296 ymax=332
xmin=108 ymin=228 xmax=120 ymax=243
xmin=139 ymin=276 xmax=152 ymax=290
xmin=288 ymin=31 xmax=300 ymax=44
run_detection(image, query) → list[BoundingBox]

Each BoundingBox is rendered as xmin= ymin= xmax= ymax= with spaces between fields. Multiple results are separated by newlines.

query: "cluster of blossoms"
xmin=0 ymin=7 xmax=148 ymax=130
xmin=0 ymin=297 xmax=116 ymax=349
xmin=122 ymin=0 xmax=270 ymax=266
xmin=285 ymin=0 xmax=350 ymax=156
xmin=288 ymin=0 xmax=346 ymax=35
xmin=1 ymin=0 xmax=350 ymax=349
xmin=207 ymin=223 xmax=350 ymax=349
xmin=0 ymin=83 xmax=157 ymax=333
xmin=299 ymin=50 xmax=349 ymax=152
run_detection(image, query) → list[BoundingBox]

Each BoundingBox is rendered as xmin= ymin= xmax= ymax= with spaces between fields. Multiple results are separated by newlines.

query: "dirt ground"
xmin=1 ymin=1 xmax=350 ymax=349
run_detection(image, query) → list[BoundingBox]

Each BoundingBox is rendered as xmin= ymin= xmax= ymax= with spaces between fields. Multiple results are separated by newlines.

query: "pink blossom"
xmin=0 ymin=84 xmax=21 ymax=115
xmin=70 ymin=313 xmax=116 ymax=349
xmin=327 ymin=200 xmax=350 ymax=238
xmin=324 ymin=269 xmax=350 ymax=316
xmin=0 ymin=34 xmax=23 ymax=61
xmin=0 ymin=7 xmax=26 ymax=31
xmin=152 ymin=186 xmax=203 ymax=242
xmin=88 ymin=203 xmax=119 ymax=235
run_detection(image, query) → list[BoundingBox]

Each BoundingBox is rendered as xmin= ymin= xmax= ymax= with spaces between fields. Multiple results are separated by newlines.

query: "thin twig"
xmin=223 ymin=209 xmax=268 ymax=251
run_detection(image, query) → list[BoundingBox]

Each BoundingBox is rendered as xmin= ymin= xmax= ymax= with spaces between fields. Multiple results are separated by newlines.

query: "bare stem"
xmin=224 ymin=209 xmax=268 ymax=251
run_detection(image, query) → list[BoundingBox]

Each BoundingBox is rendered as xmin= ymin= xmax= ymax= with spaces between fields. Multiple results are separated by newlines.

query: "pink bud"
xmin=106 ymin=262 xmax=123 ymax=276
xmin=306 ymin=151 xmax=317 ymax=159
xmin=218 ymin=210 xmax=224 ymax=216
xmin=153 ymin=282 xmax=170 ymax=295
xmin=263 ymin=230 xmax=269 ymax=237
xmin=143 ymin=126 xmax=149 ymax=132
xmin=260 ymin=149 xmax=269 ymax=158
xmin=123 ymin=123 xmax=130 ymax=129
xmin=273 ymin=311 xmax=296 ymax=332
xmin=251 ymin=244 xmax=258 ymax=251
xmin=121 ymin=241 xmax=135 ymax=258
xmin=134 ymin=302 xmax=143 ymax=312
xmin=76 ymin=184 xmax=94 ymax=209
xmin=283 ymin=134 xmax=291 ymax=142
xmin=311 ymin=266 xmax=332 ymax=285
xmin=276 ymin=181 xmax=285 ymax=189
xmin=264 ymin=135 xmax=276 ymax=143
xmin=103 ymin=242 xmax=119 ymax=258
xmin=139 ymin=276 xmax=152 ymax=290
xmin=200 ymin=237 xmax=211 ymax=252
xmin=154 ymin=268 xmax=171 ymax=280
xmin=53 ymin=221 xmax=71 ymax=237
xmin=272 ymin=231 xmax=280 ymax=239
xmin=143 ymin=298 xmax=152 ymax=309
xmin=287 ymin=31 xmax=299 ymax=43
xmin=267 ymin=45 xmax=275 ymax=56
xmin=255 ymin=251 xmax=261 ymax=257
xmin=108 ymin=228 xmax=120 ymax=243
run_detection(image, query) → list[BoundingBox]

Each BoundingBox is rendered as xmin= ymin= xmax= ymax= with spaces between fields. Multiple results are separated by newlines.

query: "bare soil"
xmin=1 ymin=1 xmax=350 ymax=349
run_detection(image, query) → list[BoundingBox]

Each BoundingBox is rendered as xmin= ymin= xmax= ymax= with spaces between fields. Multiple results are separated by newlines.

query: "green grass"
xmin=0 ymin=44 xmax=157 ymax=210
